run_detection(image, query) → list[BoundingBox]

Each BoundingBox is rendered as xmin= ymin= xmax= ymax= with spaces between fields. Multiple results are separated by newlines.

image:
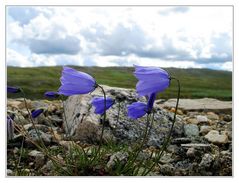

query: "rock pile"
xmin=7 ymin=85 xmax=232 ymax=176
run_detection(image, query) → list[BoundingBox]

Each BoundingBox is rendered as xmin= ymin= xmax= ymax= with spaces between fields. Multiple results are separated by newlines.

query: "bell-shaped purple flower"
xmin=7 ymin=116 xmax=14 ymax=141
xmin=91 ymin=97 xmax=115 ymax=115
xmin=31 ymin=109 xmax=44 ymax=118
xmin=58 ymin=66 xmax=97 ymax=96
xmin=44 ymin=91 xmax=59 ymax=99
xmin=7 ymin=86 xmax=21 ymax=93
xmin=127 ymin=102 xmax=147 ymax=119
xmin=134 ymin=65 xmax=170 ymax=96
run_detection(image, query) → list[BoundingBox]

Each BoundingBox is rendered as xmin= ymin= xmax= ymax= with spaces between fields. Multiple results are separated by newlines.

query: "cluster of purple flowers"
xmin=7 ymin=65 xmax=170 ymax=125
xmin=127 ymin=65 xmax=170 ymax=119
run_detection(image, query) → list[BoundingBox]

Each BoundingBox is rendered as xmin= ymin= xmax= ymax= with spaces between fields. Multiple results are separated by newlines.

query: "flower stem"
xmin=142 ymin=77 xmax=180 ymax=175
xmin=20 ymin=88 xmax=47 ymax=150
xmin=97 ymin=84 xmax=107 ymax=147
xmin=116 ymin=101 xmax=121 ymax=125
xmin=60 ymin=96 xmax=70 ymax=137
xmin=123 ymin=113 xmax=151 ymax=173
xmin=91 ymin=84 xmax=106 ymax=162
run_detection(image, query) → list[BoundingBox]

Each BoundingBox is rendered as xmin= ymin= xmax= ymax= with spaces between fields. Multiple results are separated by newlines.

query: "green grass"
xmin=7 ymin=66 xmax=232 ymax=100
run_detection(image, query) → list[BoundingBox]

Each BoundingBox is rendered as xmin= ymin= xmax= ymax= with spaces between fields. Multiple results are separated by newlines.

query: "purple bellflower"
xmin=91 ymin=97 xmax=115 ymax=115
xmin=44 ymin=91 xmax=59 ymax=98
xmin=7 ymin=116 xmax=14 ymax=141
xmin=31 ymin=109 xmax=44 ymax=118
xmin=7 ymin=86 xmax=21 ymax=93
xmin=134 ymin=65 xmax=170 ymax=96
xmin=127 ymin=93 xmax=156 ymax=119
xmin=127 ymin=102 xmax=147 ymax=119
xmin=58 ymin=66 xmax=97 ymax=96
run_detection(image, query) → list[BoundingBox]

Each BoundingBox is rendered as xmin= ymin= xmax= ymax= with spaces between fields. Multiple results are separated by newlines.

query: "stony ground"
xmin=7 ymin=86 xmax=232 ymax=176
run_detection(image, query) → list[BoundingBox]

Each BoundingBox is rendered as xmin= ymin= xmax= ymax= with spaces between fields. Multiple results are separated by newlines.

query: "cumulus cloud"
xmin=6 ymin=6 xmax=232 ymax=71
xmin=8 ymin=7 xmax=39 ymax=25
xmin=29 ymin=36 xmax=81 ymax=55
xmin=7 ymin=48 xmax=32 ymax=67
xmin=81 ymin=23 xmax=149 ymax=56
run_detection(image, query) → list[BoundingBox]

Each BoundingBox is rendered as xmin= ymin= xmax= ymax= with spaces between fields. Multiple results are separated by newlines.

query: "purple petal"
xmin=134 ymin=65 xmax=169 ymax=76
xmin=147 ymin=93 xmax=156 ymax=112
xmin=62 ymin=66 xmax=95 ymax=83
xmin=133 ymin=65 xmax=170 ymax=96
xmin=134 ymin=69 xmax=169 ymax=81
xmin=7 ymin=86 xmax=21 ymax=93
xmin=58 ymin=83 xmax=95 ymax=95
xmin=44 ymin=91 xmax=59 ymax=98
xmin=7 ymin=116 xmax=14 ymax=140
xmin=58 ymin=67 xmax=96 ymax=96
xmin=127 ymin=102 xmax=147 ymax=119
xmin=136 ymin=78 xmax=170 ymax=96
xmin=31 ymin=109 xmax=44 ymax=118
xmin=91 ymin=97 xmax=115 ymax=115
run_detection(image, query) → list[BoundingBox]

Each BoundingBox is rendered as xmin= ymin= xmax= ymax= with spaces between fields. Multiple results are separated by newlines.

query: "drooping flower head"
xmin=7 ymin=115 xmax=14 ymax=141
xmin=44 ymin=91 xmax=60 ymax=99
xmin=134 ymin=65 xmax=170 ymax=97
xmin=58 ymin=66 xmax=97 ymax=96
xmin=7 ymin=86 xmax=21 ymax=93
xmin=31 ymin=109 xmax=44 ymax=118
xmin=91 ymin=96 xmax=115 ymax=115
xmin=127 ymin=93 xmax=157 ymax=119
xmin=127 ymin=102 xmax=147 ymax=119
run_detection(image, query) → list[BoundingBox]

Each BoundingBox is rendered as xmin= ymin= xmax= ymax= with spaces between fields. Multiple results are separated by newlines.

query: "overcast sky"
xmin=6 ymin=6 xmax=232 ymax=71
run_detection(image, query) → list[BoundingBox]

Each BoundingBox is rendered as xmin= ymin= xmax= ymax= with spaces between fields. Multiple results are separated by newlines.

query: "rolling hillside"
xmin=7 ymin=66 xmax=232 ymax=100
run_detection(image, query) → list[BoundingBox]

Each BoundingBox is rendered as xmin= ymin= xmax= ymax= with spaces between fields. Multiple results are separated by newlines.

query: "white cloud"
xmin=221 ymin=61 xmax=233 ymax=71
xmin=7 ymin=48 xmax=32 ymax=67
xmin=6 ymin=6 xmax=232 ymax=71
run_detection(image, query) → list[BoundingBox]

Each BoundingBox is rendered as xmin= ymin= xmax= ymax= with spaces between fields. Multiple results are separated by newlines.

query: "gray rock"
xmin=41 ymin=160 xmax=54 ymax=175
xmin=223 ymin=114 xmax=232 ymax=122
xmin=204 ymin=130 xmax=228 ymax=144
xmin=31 ymin=100 xmax=49 ymax=109
xmin=106 ymin=152 xmax=128 ymax=169
xmin=171 ymin=137 xmax=191 ymax=145
xmin=62 ymin=85 xmax=181 ymax=147
xmin=27 ymin=129 xmax=52 ymax=145
xmin=184 ymin=124 xmax=199 ymax=138
xmin=186 ymin=147 xmax=196 ymax=158
xmin=28 ymin=150 xmax=45 ymax=168
xmin=199 ymin=153 xmax=214 ymax=169
xmin=207 ymin=112 xmax=219 ymax=120
xmin=196 ymin=115 xmax=208 ymax=124
xmin=159 ymin=153 xmax=173 ymax=164
xmin=7 ymin=169 xmax=14 ymax=176
xmin=218 ymin=151 xmax=232 ymax=176
xmin=181 ymin=143 xmax=211 ymax=152
xmin=199 ymin=126 xmax=212 ymax=136
xmin=160 ymin=98 xmax=232 ymax=113
xmin=159 ymin=164 xmax=175 ymax=176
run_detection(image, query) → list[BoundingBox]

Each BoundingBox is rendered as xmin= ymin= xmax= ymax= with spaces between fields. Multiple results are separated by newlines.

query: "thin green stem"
xmin=116 ymin=102 xmax=121 ymax=125
xmin=20 ymin=89 xmax=47 ymax=151
xmin=122 ymin=113 xmax=151 ymax=174
xmin=15 ymin=137 xmax=25 ymax=175
xmin=97 ymin=85 xmax=107 ymax=147
xmin=60 ymin=96 xmax=70 ymax=137
xmin=142 ymin=77 xmax=180 ymax=175
xmin=91 ymin=84 xmax=106 ymax=163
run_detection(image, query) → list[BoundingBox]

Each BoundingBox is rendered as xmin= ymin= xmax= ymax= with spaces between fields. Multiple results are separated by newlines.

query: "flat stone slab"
xmin=159 ymin=98 xmax=232 ymax=113
xmin=181 ymin=143 xmax=211 ymax=151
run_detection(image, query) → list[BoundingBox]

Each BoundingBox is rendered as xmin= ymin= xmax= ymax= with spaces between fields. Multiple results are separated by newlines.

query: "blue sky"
xmin=6 ymin=6 xmax=232 ymax=71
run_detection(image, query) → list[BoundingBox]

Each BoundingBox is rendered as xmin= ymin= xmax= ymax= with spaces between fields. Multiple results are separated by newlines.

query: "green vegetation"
xmin=7 ymin=66 xmax=232 ymax=100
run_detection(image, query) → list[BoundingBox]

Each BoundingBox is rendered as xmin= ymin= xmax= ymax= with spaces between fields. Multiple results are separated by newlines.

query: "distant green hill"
xmin=7 ymin=66 xmax=232 ymax=101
